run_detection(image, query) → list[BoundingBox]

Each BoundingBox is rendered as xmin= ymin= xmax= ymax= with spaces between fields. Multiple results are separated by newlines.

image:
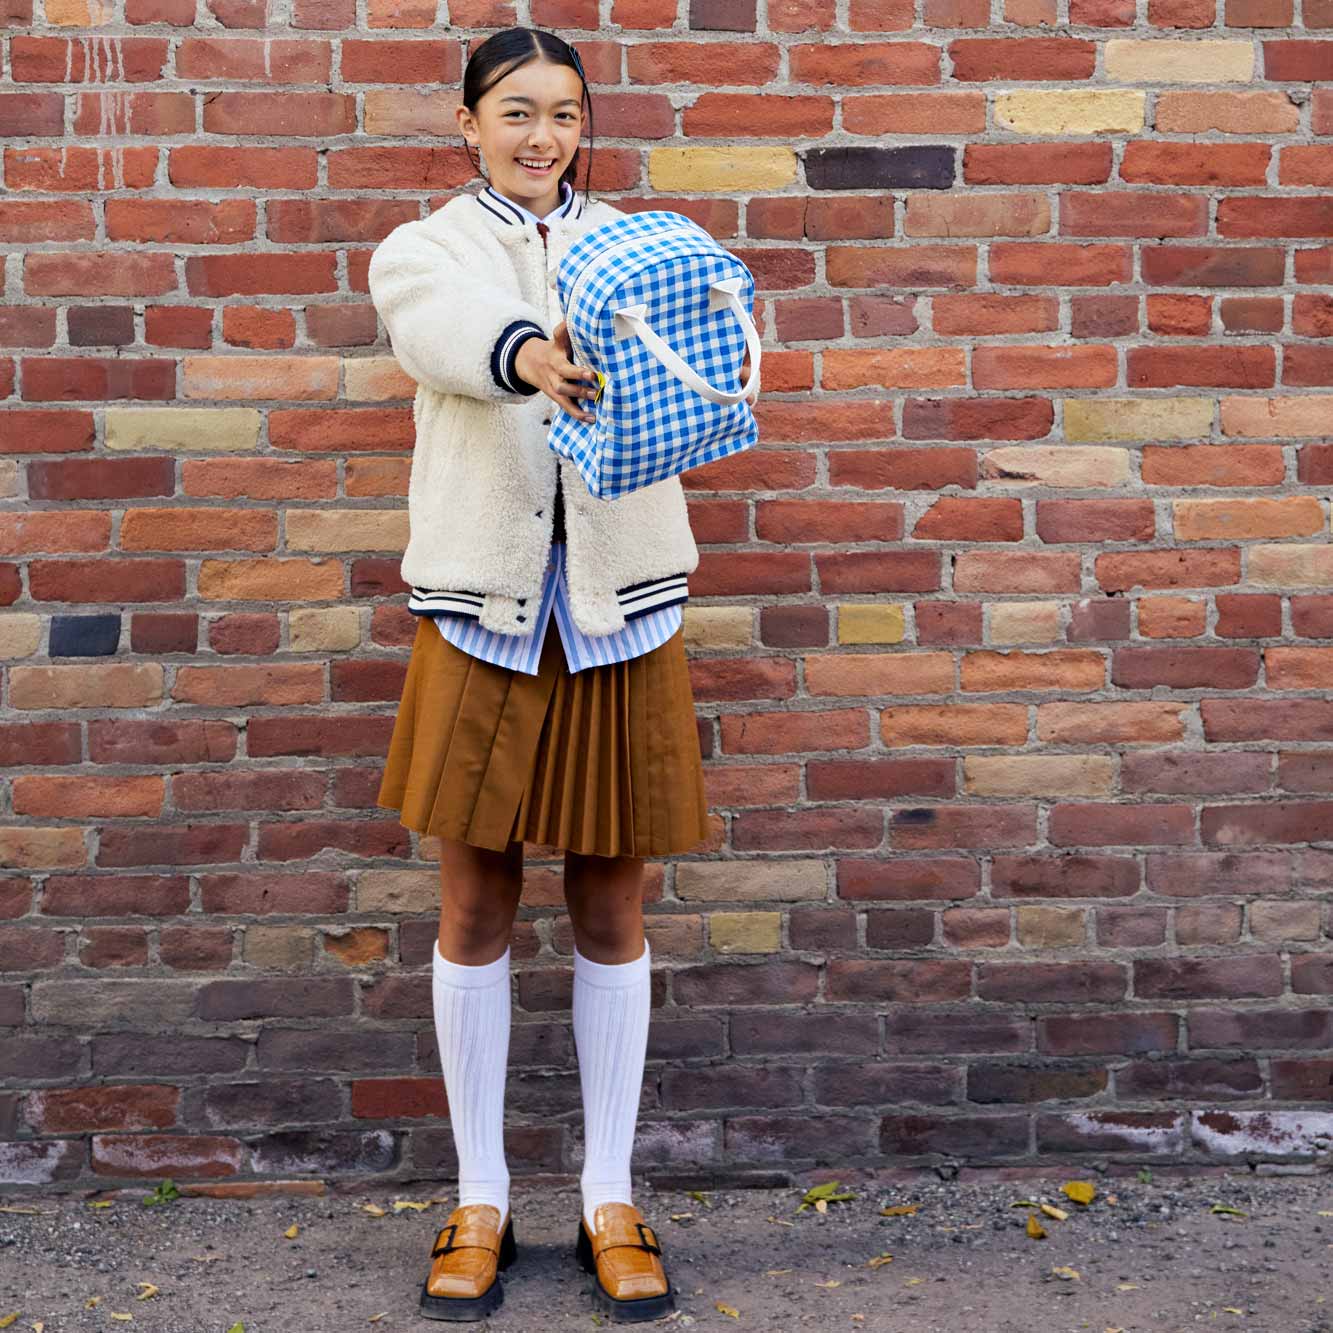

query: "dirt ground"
xmin=3 ymin=1168 xmax=1331 ymax=1333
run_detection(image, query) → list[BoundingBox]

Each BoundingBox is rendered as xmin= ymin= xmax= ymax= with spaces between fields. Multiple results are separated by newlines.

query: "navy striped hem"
xmin=491 ymin=319 xmax=545 ymax=394
xmin=407 ymin=571 xmax=689 ymax=621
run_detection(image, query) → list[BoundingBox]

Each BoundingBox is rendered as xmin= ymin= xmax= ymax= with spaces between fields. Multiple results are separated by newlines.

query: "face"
xmin=458 ymin=57 xmax=585 ymax=217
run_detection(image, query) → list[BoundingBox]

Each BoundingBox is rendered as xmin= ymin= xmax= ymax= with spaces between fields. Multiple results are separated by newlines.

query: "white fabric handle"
xmin=611 ymin=276 xmax=761 ymax=407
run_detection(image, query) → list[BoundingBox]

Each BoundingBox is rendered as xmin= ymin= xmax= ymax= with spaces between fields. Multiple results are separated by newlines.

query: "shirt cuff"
xmin=492 ymin=320 xmax=546 ymax=395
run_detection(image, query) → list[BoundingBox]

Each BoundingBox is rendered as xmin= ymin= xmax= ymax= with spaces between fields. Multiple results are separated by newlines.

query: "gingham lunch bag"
xmin=548 ymin=210 xmax=762 ymax=501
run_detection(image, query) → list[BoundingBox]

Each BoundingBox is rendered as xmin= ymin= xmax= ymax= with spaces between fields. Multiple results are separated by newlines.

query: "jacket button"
xmin=517 ymin=597 xmax=526 ymax=605
xmin=516 ymin=614 xmax=526 ymax=623
xmin=542 ymin=417 xmax=551 ymax=425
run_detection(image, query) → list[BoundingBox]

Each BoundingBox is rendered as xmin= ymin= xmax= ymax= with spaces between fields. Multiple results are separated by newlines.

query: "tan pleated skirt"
xmin=376 ymin=613 xmax=711 ymax=858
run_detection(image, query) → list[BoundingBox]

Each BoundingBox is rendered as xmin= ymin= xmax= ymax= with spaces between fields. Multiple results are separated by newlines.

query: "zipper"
xmin=560 ymin=225 xmax=706 ymax=372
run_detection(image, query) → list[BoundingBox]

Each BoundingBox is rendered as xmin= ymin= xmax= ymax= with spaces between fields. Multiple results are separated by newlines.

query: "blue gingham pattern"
xmin=549 ymin=210 xmax=758 ymax=500
xmin=434 ymin=540 xmax=683 ymax=676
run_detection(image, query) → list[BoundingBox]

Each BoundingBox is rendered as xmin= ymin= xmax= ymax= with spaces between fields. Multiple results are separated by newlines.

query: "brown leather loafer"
xmin=419 ymin=1203 xmax=516 ymax=1322
xmin=575 ymin=1202 xmax=675 ymax=1323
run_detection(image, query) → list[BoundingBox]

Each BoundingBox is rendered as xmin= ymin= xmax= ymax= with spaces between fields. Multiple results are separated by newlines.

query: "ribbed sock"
xmin=573 ymin=938 xmax=651 ymax=1234
xmin=431 ymin=940 xmax=511 ymax=1218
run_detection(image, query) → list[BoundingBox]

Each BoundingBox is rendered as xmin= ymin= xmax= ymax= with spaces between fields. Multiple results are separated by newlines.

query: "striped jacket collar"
xmin=475 ymin=179 xmax=585 ymax=229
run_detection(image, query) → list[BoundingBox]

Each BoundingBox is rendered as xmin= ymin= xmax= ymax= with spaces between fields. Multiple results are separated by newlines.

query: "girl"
xmin=368 ymin=26 xmax=711 ymax=1325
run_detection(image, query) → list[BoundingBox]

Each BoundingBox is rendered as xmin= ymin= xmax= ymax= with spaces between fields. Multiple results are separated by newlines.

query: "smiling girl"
xmin=368 ymin=26 xmax=708 ymax=1326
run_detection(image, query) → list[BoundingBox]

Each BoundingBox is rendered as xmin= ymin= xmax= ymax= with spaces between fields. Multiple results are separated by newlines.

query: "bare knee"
xmin=564 ymin=851 xmax=646 ymax=963
xmin=438 ymin=838 xmax=522 ymax=964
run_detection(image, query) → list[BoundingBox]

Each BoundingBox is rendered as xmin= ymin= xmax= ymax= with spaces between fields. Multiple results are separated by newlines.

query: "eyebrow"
xmin=498 ymin=96 xmax=581 ymax=108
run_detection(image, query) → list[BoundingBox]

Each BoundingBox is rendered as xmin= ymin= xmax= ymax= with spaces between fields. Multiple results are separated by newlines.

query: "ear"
xmin=455 ymin=103 xmax=479 ymax=144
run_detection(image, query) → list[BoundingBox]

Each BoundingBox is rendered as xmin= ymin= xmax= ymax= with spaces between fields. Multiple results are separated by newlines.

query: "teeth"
xmin=519 ymin=159 xmax=554 ymax=168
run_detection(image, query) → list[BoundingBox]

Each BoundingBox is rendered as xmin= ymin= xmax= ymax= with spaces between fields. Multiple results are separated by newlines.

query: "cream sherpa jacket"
xmin=366 ymin=187 xmax=700 ymax=639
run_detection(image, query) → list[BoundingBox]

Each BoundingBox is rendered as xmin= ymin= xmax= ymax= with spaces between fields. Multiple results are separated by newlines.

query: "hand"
xmin=515 ymin=321 xmax=599 ymax=423
xmin=740 ymin=344 xmax=757 ymax=403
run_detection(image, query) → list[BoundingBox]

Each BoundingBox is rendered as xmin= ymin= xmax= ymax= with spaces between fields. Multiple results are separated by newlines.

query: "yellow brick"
xmin=963 ymin=754 xmax=1114 ymax=797
xmin=290 ymin=607 xmax=361 ymax=652
xmin=45 ymin=0 xmax=113 ymax=24
xmin=675 ymin=859 xmax=826 ymax=903
xmin=344 ymin=355 xmax=416 ymax=401
xmin=683 ymin=606 xmax=753 ymax=650
xmin=649 ymin=147 xmax=797 ymax=192
xmin=1221 ymin=396 xmax=1333 ymax=439
xmin=0 ymin=460 xmax=18 ymax=498
xmin=905 ymin=194 xmax=1049 ymax=237
xmin=1249 ymin=900 xmax=1320 ymax=942
xmin=989 ymin=602 xmax=1061 ymax=644
xmin=1104 ymin=39 xmax=1255 ymax=83
xmin=0 ymin=826 xmax=87 ymax=868
xmin=285 ymin=509 xmax=409 ymax=553
xmin=1248 ymin=544 xmax=1333 ymax=587
xmin=838 ymin=603 xmax=906 ymax=644
xmin=198 ymin=558 xmax=343 ymax=602
xmin=1064 ymin=397 xmax=1213 ymax=442
xmin=980 ymin=446 xmax=1130 ymax=488
xmin=182 ymin=356 xmax=339 ymax=401
xmin=106 ymin=408 xmax=261 ymax=453
xmin=1173 ymin=497 xmax=1324 ymax=541
xmin=995 ymin=89 xmax=1147 ymax=135
xmin=709 ymin=911 xmax=782 ymax=954
xmin=244 ymin=925 xmax=314 ymax=969
xmin=1017 ymin=906 xmax=1086 ymax=948
xmin=0 ymin=614 xmax=43 ymax=658
xmin=10 ymin=663 xmax=163 ymax=709
xmin=356 ymin=869 xmax=439 ymax=914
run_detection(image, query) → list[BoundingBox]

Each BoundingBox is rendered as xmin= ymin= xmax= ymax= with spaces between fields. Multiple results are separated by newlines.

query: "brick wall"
xmin=4 ymin=1 xmax=1333 ymax=1193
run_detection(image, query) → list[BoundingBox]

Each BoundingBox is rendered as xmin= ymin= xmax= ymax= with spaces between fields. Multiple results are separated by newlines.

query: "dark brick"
xmin=1038 ymin=1011 xmax=1178 ymax=1056
xmin=814 ymin=1062 xmax=958 ymax=1107
xmin=195 ymin=978 xmax=356 ymax=1022
xmin=661 ymin=1065 xmax=803 ymax=1111
xmin=731 ymin=1010 xmax=878 ymax=1056
xmin=1036 ymin=1110 xmax=1185 ymax=1153
xmin=1134 ymin=955 xmax=1283 ymax=1000
xmin=49 ymin=613 xmax=121 ymax=656
xmin=864 ymin=909 xmax=935 ymax=949
xmin=967 ymin=1063 xmax=1107 ymax=1103
xmin=248 ymin=1129 xmax=399 ymax=1175
xmin=725 ymin=1114 xmax=877 ymax=1161
xmin=93 ymin=1034 xmax=249 ymax=1077
xmin=1117 ymin=1058 xmax=1263 ymax=1099
xmin=673 ymin=962 xmax=818 ymax=1007
xmin=887 ymin=1009 xmax=1031 ymax=1056
xmin=804 ymin=145 xmax=954 ymax=191
xmin=880 ymin=1113 xmax=1027 ymax=1157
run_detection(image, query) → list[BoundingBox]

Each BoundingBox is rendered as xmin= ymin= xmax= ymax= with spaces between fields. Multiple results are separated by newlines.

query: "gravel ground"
xmin=3 ymin=1168 xmax=1332 ymax=1332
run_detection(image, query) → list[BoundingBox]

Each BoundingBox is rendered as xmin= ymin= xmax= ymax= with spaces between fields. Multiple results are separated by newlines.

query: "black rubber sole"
xmin=418 ymin=1216 xmax=517 ymax=1322
xmin=575 ymin=1219 xmax=676 ymax=1324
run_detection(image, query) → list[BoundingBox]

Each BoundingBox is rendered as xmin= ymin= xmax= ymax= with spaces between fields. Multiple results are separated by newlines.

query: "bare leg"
xmin=437 ymin=835 xmax=524 ymax=963
xmin=563 ymin=850 xmax=646 ymax=962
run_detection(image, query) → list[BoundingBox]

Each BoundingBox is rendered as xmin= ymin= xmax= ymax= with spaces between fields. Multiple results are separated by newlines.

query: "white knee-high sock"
xmin=432 ymin=941 xmax=511 ymax=1217
xmin=573 ymin=938 xmax=651 ymax=1233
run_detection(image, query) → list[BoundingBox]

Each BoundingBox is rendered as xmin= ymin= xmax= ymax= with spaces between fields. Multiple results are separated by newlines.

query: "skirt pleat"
xmin=376 ymin=614 xmax=710 ymax=858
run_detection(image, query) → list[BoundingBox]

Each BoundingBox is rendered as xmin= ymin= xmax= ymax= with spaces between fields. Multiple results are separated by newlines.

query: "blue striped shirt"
xmin=435 ymin=540 xmax=683 ymax=675
xmin=434 ymin=180 xmax=684 ymax=674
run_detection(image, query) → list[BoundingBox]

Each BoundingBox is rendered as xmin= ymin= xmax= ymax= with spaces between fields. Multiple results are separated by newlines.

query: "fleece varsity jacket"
xmin=366 ymin=187 xmax=699 ymax=639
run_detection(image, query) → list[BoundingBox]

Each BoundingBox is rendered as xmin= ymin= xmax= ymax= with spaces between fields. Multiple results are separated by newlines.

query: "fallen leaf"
xmin=867 ymin=1253 xmax=894 ymax=1269
xmin=1211 ymin=1204 xmax=1247 ymax=1218
xmin=688 ymin=1191 xmax=712 ymax=1207
xmin=361 ymin=1204 xmax=387 ymax=1218
xmin=1051 ymin=1266 xmax=1080 ymax=1281
xmin=715 ymin=1300 xmax=739 ymax=1319
xmin=1061 ymin=1181 xmax=1096 ymax=1206
xmin=0 ymin=1317 xmax=17 ymax=1330
xmin=764 ymin=1269 xmax=791 ymax=1277
xmin=669 ymin=1213 xmax=694 ymax=1222
xmin=765 ymin=1215 xmax=795 ymax=1228
xmin=0 ymin=1208 xmax=45 ymax=1216
xmin=1223 ymin=1308 xmax=1244 ymax=1316
xmin=227 ymin=1325 xmax=244 ymax=1333
xmin=33 ymin=1324 xmax=44 ymax=1333
xmin=85 ymin=1298 xmax=101 ymax=1309
xmin=1319 ymin=1211 xmax=1333 ymax=1218
xmin=797 ymin=1181 xmax=855 ymax=1213
xmin=284 ymin=1224 xmax=299 ymax=1239
xmin=1116 ymin=1283 xmax=1139 ymax=1292
xmin=134 ymin=1284 xmax=158 ymax=1301
xmin=879 ymin=1204 xmax=918 ymax=1217
xmin=368 ymin=1314 xmax=389 ymax=1323
xmin=1039 ymin=1204 xmax=1069 ymax=1221
xmin=109 ymin=1316 xmax=133 ymax=1323
xmin=89 ymin=1202 xmax=113 ymax=1210
xmin=1026 ymin=1212 xmax=1047 ymax=1240
xmin=904 ymin=1277 xmax=925 ymax=1286
xmin=815 ymin=1280 xmax=842 ymax=1289
xmin=851 ymin=1317 xmax=865 ymax=1324
xmin=393 ymin=1200 xmax=431 ymax=1212
xmin=1009 ymin=1199 xmax=1038 ymax=1208
xmin=1106 ymin=1194 xmax=1119 ymax=1205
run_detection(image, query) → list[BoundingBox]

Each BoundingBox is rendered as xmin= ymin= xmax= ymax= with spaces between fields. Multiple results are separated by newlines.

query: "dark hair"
xmin=461 ymin=28 xmax=594 ymax=206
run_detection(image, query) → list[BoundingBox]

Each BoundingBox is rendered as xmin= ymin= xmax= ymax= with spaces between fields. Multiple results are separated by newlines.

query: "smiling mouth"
xmin=517 ymin=158 xmax=556 ymax=174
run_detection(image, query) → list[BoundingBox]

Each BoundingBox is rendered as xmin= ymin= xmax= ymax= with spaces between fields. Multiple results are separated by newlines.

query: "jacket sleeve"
xmin=367 ymin=218 xmax=551 ymax=402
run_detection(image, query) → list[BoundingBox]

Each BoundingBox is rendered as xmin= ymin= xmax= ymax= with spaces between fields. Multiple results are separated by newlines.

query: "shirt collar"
xmin=477 ymin=178 xmax=583 ymax=228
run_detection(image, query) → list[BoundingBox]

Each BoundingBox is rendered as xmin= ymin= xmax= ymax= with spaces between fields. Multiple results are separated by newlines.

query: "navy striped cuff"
xmin=492 ymin=320 xmax=546 ymax=395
